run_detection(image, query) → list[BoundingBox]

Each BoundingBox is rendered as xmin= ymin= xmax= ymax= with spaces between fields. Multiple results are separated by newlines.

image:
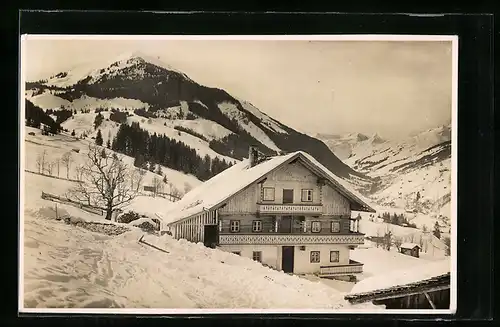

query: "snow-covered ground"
xmin=22 ymin=128 xmax=384 ymax=311
xmin=350 ymin=258 xmax=450 ymax=294
xmin=24 ymin=126 xmax=202 ymax=198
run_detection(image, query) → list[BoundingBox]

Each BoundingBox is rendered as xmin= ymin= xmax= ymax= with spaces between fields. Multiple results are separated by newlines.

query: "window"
xmin=252 ymin=220 xmax=263 ymax=232
xmin=232 ymin=251 xmax=241 ymax=256
xmin=283 ymin=189 xmax=294 ymax=204
xmin=330 ymin=251 xmax=340 ymax=263
xmin=331 ymin=221 xmax=341 ymax=233
xmin=230 ymin=220 xmax=240 ymax=233
xmin=262 ymin=187 xmax=275 ymax=201
xmin=252 ymin=251 xmax=262 ymax=262
xmin=310 ymin=251 xmax=320 ymax=263
xmin=311 ymin=221 xmax=321 ymax=233
xmin=301 ymin=189 xmax=313 ymax=202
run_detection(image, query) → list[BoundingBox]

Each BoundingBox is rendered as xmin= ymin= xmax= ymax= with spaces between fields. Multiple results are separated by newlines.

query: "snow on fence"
xmin=168 ymin=209 xmax=218 ymax=243
xmin=41 ymin=191 xmax=104 ymax=216
xmin=25 ymin=169 xmax=81 ymax=183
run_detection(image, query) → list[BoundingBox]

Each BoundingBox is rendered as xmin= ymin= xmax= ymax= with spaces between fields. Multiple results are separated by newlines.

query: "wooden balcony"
xmin=218 ymin=233 xmax=365 ymax=245
xmin=257 ymin=203 xmax=323 ymax=214
xmin=319 ymin=260 xmax=364 ymax=277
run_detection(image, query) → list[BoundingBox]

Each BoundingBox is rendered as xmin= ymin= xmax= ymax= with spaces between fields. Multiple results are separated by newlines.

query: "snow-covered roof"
xmin=400 ymin=242 xmax=421 ymax=249
xmin=349 ymin=259 xmax=451 ymax=296
xmin=163 ymin=151 xmax=375 ymax=226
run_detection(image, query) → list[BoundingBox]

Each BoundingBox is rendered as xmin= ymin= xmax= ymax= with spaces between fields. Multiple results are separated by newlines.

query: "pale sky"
xmin=23 ymin=37 xmax=454 ymax=139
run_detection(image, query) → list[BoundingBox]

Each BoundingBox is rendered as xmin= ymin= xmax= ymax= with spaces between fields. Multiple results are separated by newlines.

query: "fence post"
xmin=55 ymin=203 xmax=58 ymax=220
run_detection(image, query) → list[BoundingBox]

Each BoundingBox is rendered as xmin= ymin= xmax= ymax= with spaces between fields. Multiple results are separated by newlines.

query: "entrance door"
xmin=280 ymin=216 xmax=292 ymax=233
xmin=281 ymin=246 xmax=295 ymax=273
xmin=203 ymin=225 xmax=218 ymax=248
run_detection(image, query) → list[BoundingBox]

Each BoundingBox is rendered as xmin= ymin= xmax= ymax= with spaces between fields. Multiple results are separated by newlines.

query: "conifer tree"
xmin=95 ymin=129 xmax=104 ymax=146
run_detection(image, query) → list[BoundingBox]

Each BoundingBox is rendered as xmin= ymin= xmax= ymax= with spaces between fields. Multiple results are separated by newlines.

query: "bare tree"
xmin=46 ymin=161 xmax=55 ymax=175
xmin=55 ymin=159 xmax=60 ymax=177
xmin=375 ymin=229 xmax=382 ymax=248
xmin=35 ymin=150 xmax=47 ymax=174
xmin=169 ymin=182 xmax=182 ymax=201
xmin=61 ymin=152 xmax=73 ymax=179
xmin=384 ymin=225 xmax=393 ymax=251
xmin=152 ymin=176 xmax=164 ymax=197
xmin=67 ymin=145 xmax=144 ymax=220
xmin=393 ymin=236 xmax=403 ymax=251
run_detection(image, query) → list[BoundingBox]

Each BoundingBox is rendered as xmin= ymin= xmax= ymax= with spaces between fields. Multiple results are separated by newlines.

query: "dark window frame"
xmin=330 ymin=250 xmax=340 ymax=263
xmin=311 ymin=221 xmax=322 ymax=233
xmin=310 ymin=250 xmax=321 ymax=263
xmin=252 ymin=251 xmax=262 ymax=262
xmin=301 ymin=189 xmax=313 ymax=202
xmin=331 ymin=221 xmax=341 ymax=233
xmin=262 ymin=187 xmax=275 ymax=201
xmin=252 ymin=220 xmax=263 ymax=232
xmin=230 ymin=220 xmax=240 ymax=233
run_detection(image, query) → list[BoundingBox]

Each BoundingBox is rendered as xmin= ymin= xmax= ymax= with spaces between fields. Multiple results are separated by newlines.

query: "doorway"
xmin=203 ymin=225 xmax=218 ymax=248
xmin=281 ymin=246 xmax=295 ymax=273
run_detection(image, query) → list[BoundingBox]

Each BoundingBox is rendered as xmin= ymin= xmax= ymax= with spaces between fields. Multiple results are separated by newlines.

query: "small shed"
xmin=400 ymin=243 xmax=421 ymax=258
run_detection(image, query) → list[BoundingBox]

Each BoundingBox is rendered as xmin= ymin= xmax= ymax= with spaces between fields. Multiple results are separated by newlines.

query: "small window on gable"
xmin=301 ymin=189 xmax=313 ymax=202
xmin=252 ymin=251 xmax=262 ymax=262
xmin=232 ymin=251 xmax=241 ymax=256
xmin=262 ymin=187 xmax=275 ymax=201
xmin=310 ymin=251 xmax=320 ymax=263
xmin=230 ymin=220 xmax=240 ymax=233
xmin=311 ymin=221 xmax=321 ymax=233
xmin=252 ymin=220 xmax=262 ymax=232
xmin=330 ymin=251 xmax=340 ymax=263
xmin=331 ymin=221 xmax=341 ymax=233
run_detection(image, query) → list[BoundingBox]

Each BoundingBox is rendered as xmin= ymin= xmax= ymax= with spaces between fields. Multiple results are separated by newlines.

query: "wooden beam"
xmin=346 ymin=284 xmax=450 ymax=304
xmin=424 ymin=292 xmax=437 ymax=309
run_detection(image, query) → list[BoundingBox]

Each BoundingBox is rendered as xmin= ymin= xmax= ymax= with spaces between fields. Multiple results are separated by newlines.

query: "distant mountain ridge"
xmin=25 ymin=51 xmax=369 ymax=184
xmin=317 ymin=124 xmax=452 ymax=216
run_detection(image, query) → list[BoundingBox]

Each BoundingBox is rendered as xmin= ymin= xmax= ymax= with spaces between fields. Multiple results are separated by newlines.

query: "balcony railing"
xmin=218 ymin=233 xmax=365 ymax=245
xmin=319 ymin=260 xmax=364 ymax=276
xmin=257 ymin=203 xmax=323 ymax=214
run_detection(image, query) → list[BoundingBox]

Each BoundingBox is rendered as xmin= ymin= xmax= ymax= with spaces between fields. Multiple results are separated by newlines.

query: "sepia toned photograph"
xmin=19 ymin=35 xmax=457 ymax=314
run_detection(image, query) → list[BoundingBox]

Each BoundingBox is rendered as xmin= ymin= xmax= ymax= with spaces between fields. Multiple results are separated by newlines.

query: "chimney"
xmin=248 ymin=146 xmax=258 ymax=168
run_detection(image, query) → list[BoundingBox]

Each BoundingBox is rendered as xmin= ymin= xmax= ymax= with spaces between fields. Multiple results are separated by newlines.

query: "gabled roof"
xmin=162 ymin=151 xmax=376 ymax=226
xmin=401 ymin=243 xmax=421 ymax=249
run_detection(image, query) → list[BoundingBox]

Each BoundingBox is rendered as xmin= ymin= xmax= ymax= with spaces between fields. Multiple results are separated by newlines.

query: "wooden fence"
xmin=25 ymin=170 xmax=81 ymax=183
xmin=41 ymin=191 xmax=104 ymax=216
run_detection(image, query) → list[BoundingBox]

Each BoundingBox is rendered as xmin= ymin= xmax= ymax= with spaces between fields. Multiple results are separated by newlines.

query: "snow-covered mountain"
xmin=25 ymin=51 xmax=368 ymax=183
xmin=317 ymin=124 xmax=452 ymax=222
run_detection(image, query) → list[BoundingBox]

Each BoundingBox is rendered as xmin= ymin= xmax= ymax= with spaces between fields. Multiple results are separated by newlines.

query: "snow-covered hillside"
xmin=21 ymin=134 xmax=380 ymax=310
xmin=317 ymin=124 xmax=452 ymax=227
xmin=25 ymin=50 xmax=368 ymax=182
xmin=24 ymin=126 xmax=202 ymax=198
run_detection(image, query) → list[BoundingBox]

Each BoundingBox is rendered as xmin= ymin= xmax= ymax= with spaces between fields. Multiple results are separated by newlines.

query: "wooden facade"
xmin=166 ymin=151 xmax=373 ymax=275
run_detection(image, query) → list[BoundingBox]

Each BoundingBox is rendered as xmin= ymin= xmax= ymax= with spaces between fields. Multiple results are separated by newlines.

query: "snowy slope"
xmin=317 ymin=124 xmax=452 ymax=222
xmin=350 ymin=258 xmax=450 ymax=294
xmin=24 ymin=126 xmax=202 ymax=197
xmin=22 ymin=164 xmax=379 ymax=310
xmin=25 ymin=50 xmax=367 ymax=183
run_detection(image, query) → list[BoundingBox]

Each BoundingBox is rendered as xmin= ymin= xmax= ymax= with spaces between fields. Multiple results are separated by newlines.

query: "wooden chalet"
xmin=400 ymin=243 xmax=421 ymax=258
xmin=159 ymin=147 xmax=376 ymax=277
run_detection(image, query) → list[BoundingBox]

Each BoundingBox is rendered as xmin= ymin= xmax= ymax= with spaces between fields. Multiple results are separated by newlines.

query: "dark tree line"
xmin=45 ymin=108 xmax=73 ymax=124
xmin=111 ymin=122 xmax=233 ymax=181
xmin=25 ymin=100 xmax=63 ymax=134
xmin=379 ymin=212 xmax=418 ymax=229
